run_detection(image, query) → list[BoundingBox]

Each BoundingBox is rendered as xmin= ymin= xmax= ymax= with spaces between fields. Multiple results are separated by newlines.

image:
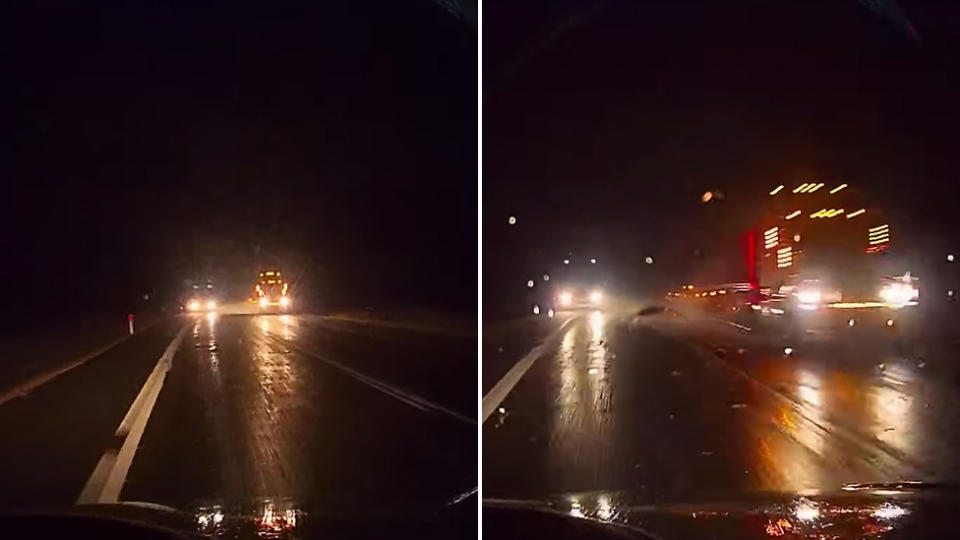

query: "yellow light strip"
xmin=846 ymin=208 xmax=865 ymax=218
xmin=810 ymin=208 xmax=828 ymax=218
xmin=869 ymin=237 xmax=890 ymax=245
xmin=764 ymin=226 xmax=779 ymax=235
xmin=793 ymin=183 xmax=809 ymax=193
xmin=806 ymin=183 xmax=825 ymax=193
xmin=869 ymin=224 xmax=889 ymax=232
xmin=827 ymin=302 xmax=889 ymax=309
xmin=785 ymin=210 xmax=801 ymax=220
xmin=829 ymin=183 xmax=848 ymax=194
xmin=770 ymin=185 xmax=784 ymax=195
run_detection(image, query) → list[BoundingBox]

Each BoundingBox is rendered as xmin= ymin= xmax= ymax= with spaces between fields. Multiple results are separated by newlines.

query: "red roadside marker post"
xmin=128 ymin=314 xmax=135 ymax=335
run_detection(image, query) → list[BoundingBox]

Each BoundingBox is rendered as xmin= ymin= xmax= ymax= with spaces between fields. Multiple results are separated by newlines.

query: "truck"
xmin=671 ymin=182 xmax=922 ymax=336
xmin=254 ymin=270 xmax=292 ymax=312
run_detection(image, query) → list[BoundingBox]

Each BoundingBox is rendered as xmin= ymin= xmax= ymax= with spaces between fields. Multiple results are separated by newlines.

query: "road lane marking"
xmin=300 ymin=313 xmax=475 ymax=337
xmin=481 ymin=316 xmax=579 ymax=424
xmin=270 ymin=335 xmax=476 ymax=425
xmin=75 ymin=450 xmax=117 ymax=505
xmin=77 ymin=323 xmax=189 ymax=505
xmin=708 ymin=317 xmax=752 ymax=332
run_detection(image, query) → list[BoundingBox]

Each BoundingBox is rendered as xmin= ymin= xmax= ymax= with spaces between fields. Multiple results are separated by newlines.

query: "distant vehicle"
xmin=527 ymin=257 xmax=607 ymax=316
xmin=552 ymin=284 xmax=605 ymax=311
xmin=255 ymin=270 xmax=292 ymax=312
xmin=186 ymin=280 xmax=218 ymax=312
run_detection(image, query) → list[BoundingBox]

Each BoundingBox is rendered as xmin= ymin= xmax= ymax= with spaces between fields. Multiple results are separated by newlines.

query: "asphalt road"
xmin=0 ymin=312 xmax=475 ymax=517
xmin=483 ymin=307 xmax=960 ymax=503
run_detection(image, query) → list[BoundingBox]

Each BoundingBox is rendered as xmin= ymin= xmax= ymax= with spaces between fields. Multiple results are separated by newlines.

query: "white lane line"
xmin=481 ymin=316 xmax=579 ymax=424
xmin=710 ymin=317 xmax=752 ymax=332
xmin=272 ymin=335 xmax=476 ymax=425
xmin=77 ymin=323 xmax=189 ymax=505
xmin=74 ymin=450 xmax=117 ymax=505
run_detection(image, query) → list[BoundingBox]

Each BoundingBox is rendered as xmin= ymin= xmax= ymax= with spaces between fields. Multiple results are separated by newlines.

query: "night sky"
xmin=2 ymin=2 xmax=476 ymax=332
xmin=483 ymin=1 xmax=960 ymax=316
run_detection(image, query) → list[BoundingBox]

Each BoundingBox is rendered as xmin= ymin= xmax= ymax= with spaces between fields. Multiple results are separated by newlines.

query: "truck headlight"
xmin=559 ymin=291 xmax=573 ymax=306
xmin=796 ymin=290 xmax=821 ymax=305
xmin=259 ymin=297 xmax=269 ymax=308
xmin=206 ymin=300 xmax=217 ymax=310
xmin=280 ymin=296 xmax=291 ymax=307
xmin=590 ymin=290 xmax=603 ymax=304
xmin=188 ymin=300 xmax=201 ymax=311
xmin=880 ymin=283 xmax=918 ymax=306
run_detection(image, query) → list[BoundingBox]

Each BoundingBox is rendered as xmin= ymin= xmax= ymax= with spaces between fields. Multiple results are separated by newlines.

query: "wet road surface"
xmin=0 ymin=313 xmax=475 ymax=515
xmin=483 ymin=308 xmax=960 ymax=502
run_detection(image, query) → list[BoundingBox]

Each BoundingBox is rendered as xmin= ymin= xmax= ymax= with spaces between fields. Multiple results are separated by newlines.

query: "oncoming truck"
xmin=752 ymin=182 xmax=919 ymax=332
xmin=672 ymin=182 xmax=922 ymax=337
xmin=255 ymin=270 xmax=292 ymax=312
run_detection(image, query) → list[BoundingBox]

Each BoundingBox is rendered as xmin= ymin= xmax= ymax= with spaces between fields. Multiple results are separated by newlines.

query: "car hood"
xmin=484 ymin=483 xmax=958 ymax=539
xmin=1 ymin=489 xmax=477 ymax=539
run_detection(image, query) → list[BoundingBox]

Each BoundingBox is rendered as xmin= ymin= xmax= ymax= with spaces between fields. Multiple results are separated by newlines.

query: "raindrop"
xmin=645 ymin=256 xmax=654 ymax=264
xmin=498 ymin=407 xmax=506 ymax=414
xmin=588 ymin=367 xmax=599 ymax=375
xmin=527 ymin=280 xmax=534 ymax=288
xmin=508 ymin=216 xmax=517 ymax=225
xmin=784 ymin=347 xmax=793 ymax=355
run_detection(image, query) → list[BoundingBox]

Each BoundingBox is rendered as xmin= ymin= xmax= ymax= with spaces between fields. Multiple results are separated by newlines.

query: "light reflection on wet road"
xmin=121 ymin=313 xmax=474 ymax=513
xmin=483 ymin=309 xmax=960 ymax=502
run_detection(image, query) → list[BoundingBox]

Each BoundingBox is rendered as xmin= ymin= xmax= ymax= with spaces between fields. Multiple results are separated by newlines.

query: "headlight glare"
xmin=796 ymin=290 xmax=821 ymax=305
xmin=879 ymin=283 xmax=918 ymax=306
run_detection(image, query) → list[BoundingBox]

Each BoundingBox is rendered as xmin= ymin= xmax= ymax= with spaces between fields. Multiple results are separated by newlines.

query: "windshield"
xmin=483 ymin=1 xmax=959 ymax=537
xmin=1 ymin=1 xmax=476 ymax=537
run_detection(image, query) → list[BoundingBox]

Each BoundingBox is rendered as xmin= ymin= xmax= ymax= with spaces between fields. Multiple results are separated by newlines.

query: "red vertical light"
xmin=746 ymin=228 xmax=757 ymax=286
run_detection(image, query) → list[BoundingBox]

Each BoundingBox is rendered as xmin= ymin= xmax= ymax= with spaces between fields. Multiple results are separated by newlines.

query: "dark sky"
xmin=483 ymin=0 xmax=960 ymax=312
xmin=2 ymin=1 xmax=476 ymax=329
